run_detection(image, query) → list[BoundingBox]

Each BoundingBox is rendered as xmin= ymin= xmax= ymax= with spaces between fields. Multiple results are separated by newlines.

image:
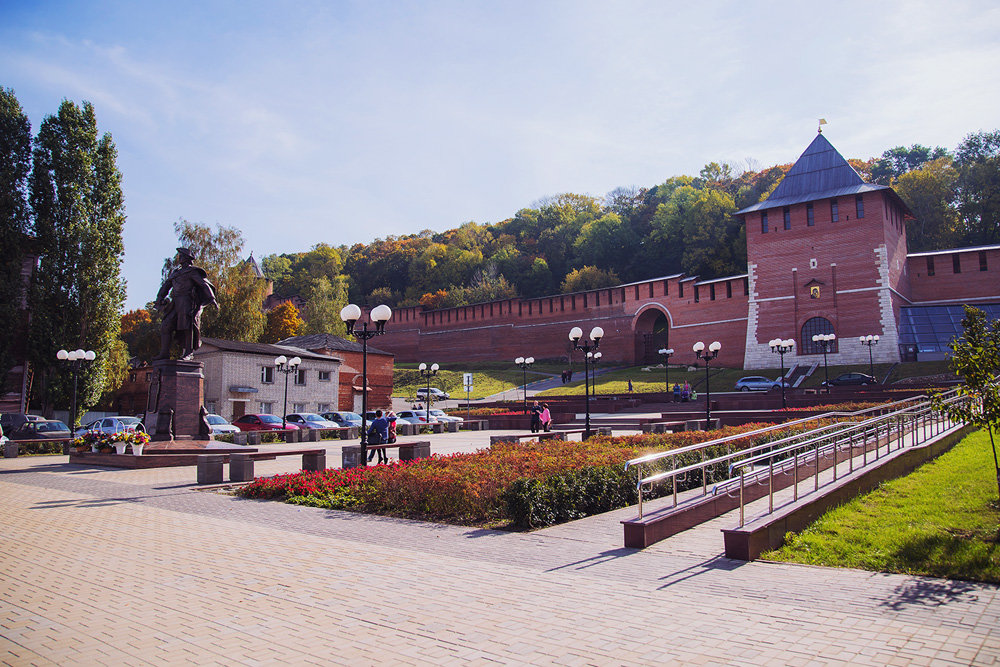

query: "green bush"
xmin=9 ymin=441 xmax=65 ymax=456
xmin=503 ymin=464 xmax=639 ymax=529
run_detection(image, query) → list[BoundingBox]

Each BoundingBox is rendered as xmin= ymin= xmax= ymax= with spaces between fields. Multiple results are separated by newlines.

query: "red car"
xmin=232 ymin=414 xmax=300 ymax=431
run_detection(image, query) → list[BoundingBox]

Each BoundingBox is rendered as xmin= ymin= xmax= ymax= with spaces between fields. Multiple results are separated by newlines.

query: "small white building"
xmin=195 ymin=337 xmax=342 ymax=421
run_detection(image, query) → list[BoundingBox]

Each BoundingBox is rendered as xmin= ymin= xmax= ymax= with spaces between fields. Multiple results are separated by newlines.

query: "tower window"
xmin=806 ymin=203 xmax=815 ymax=227
xmin=783 ymin=207 xmax=791 ymax=230
xmin=855 ymin=194 xmax=865 ymax=219
xmin=694 ymin=285 xmax=700 ymax=303
xmin=980 ymin=251 xmax=988 ymax=272
xmin=953 ymin=254 xmax=961 ymax=274
xmin=678 ymin=282 xmax=684 ymax=298
xmin=927 ymin=257 xmax=935 ymax=276
xmin=761 ymin=211 xmax=769 ymax=234
xmin=709 ymin=284 xmax=716 ymax=301
xmin=726 ymin=281 xmax=732 ymax=298
xmin=830 ymin=199 xmax=839 ymax=222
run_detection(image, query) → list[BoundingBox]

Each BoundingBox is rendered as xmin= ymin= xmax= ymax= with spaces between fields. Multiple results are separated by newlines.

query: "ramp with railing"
xmin=621 ymin=390 xmax=971 ymax=554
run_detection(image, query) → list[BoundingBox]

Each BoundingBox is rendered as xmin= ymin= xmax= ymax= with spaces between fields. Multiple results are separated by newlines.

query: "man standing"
xmin=154 ymin=247 xmax=217 ymax=360
xmin=367 ymin=410 xmax=390 ymax=464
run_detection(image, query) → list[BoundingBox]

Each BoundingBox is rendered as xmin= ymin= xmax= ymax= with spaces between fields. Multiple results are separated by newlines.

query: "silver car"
xmin=75 ymin=415 xmax=146 ymax=437
xmin=429 ymin=409 xmax=462 ymax=423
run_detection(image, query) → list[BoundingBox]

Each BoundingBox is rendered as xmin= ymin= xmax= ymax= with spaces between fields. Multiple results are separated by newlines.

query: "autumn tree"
xmin=28 ymin=100 xmax=126 ymax=419
xmin=120 ymin=307 xmax=161 ymax=361
xmin=170 ymin=220 xmax=267 ymax=343
xmin=261 ymin=301 xmax=304 ymax=343
xmin=0 ymin=87 xmax=31 ymax=394
xmin=560 ymin=266 xmax=620 ymax=293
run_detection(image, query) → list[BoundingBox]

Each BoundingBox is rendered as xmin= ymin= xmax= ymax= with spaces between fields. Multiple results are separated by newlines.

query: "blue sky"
xmin=3 ymin=0 xmax=1000 ymax=309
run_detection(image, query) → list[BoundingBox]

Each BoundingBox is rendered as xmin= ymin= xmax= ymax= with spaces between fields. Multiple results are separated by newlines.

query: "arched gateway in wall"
xmin=632 ymin=305 xmax=671 ymax=364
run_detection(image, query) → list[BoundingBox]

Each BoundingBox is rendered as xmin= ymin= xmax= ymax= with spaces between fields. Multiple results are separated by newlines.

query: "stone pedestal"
xmin=150 ymin=359 xmax=205 ymax=441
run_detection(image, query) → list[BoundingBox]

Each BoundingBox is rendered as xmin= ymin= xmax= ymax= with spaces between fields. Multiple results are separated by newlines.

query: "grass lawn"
xmin=762 ymin=429 xmax=1000 ymax=583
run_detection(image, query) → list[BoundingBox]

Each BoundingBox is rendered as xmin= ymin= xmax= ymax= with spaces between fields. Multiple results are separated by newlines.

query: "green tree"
xmin=171 ymin=220 xmax=267 ymax=342
xmin=870 ymin=144 xmax=950 ymax=185
xmin=0 ymin=87 xmax=32 ymax=395
xmin=28 ymin=100 xmax=126 ymax=419
xmin=954 ymin=130 xmax=1000 ymax=246
xmin=894 ymin=157 xmax=961 ymax=251
xmin=935 ymin=305 xmax=1000 ymax=501
xmin=120 ymin=306 xmax=161 ymax=362
xmin=301 ymin=275 xmax=348 ymax=336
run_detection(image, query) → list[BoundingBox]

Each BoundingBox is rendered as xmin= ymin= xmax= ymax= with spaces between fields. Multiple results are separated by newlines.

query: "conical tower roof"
xmin=737 ymin=133 xmax=901 ymax=214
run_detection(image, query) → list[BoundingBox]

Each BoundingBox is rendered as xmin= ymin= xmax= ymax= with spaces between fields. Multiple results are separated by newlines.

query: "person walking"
xmin=627 ymin=379 xmax=634 ymax=393
xmin=673 ymin=383 xmax=681 ymax=403
xmin=540 ymin=404 xmax=552 ymax=432
xmin=682 ymin=382 xmax=691 ymax=402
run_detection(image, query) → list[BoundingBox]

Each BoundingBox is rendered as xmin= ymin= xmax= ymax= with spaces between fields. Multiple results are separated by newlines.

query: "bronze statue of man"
xmin=154 ymin=247 xmax=218 ymax=360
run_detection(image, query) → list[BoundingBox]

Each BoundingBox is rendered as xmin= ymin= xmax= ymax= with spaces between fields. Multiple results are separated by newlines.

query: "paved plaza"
xmin=1 ymin=430 xmax=998 ymax=666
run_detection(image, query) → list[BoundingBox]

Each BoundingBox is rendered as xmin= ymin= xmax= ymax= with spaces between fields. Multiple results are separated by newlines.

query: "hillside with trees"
xmin=258 ymin=130 xmax=1000 ymax=313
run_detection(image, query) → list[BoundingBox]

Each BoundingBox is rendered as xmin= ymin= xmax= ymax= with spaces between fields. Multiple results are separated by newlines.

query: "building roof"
xmin=277 ymin=333 xmax=393 ymax=357
xmin=197 ymin=337 xmax=338 ymax=363
xmin=907 ymin=243 xmax=1000 ymax=258
xmin=736 ymin=133 xmax=911 ymax=216
xmin=245 ymin=253 xmax=265 ymax=278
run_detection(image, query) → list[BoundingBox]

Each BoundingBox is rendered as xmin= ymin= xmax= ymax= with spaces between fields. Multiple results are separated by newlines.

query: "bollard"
xmin=229 ymin=453 xmax=255 ymax=482
xmin=197 ymin=454 xmax=226 ymax=484
xmin=303 ymin=450 xmax=326 ymax=471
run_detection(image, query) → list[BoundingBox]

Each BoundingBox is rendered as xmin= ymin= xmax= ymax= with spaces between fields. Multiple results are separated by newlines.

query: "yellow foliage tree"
xmin=262 ymin=301 xmax=303 ymax=343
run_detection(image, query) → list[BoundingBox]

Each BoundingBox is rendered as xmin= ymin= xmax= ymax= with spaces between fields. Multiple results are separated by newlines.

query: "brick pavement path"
xmin=1 ymin=454 xmax=998 ymax=665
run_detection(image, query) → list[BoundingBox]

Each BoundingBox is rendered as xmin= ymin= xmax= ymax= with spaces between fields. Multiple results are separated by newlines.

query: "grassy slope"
xmin=763 ymin=430 xmax=1000 ymax=583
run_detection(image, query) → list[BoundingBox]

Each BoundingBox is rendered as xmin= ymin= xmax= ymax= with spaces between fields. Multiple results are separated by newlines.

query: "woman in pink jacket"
xmin=540 ymin=404 xmax=552 ymax=432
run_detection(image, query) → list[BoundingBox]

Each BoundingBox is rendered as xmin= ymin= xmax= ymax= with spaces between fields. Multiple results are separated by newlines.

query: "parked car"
xmin=415 ymin=387 xmax=450 ymax=400
xmin=321 ymin=411 xmax=363 ymax=428
xmin=232 ymin=414 xmax=300 ymax=431
xmin=204 ymin=413 xmax=240 ymax=434
xmin=0 ymin=413 xmax=43 ymax=434
xmin=823 ymin=372 xmax=877 ymax=387
xmin=11 ymin=419 xmax=72 ymax=440
xmin=284 ymin=413 xmax=339 ymax=430
xmin=395 ymin=409 xmax=438 ymax=424
xmin=75 ymin=415 xmax=146 ymax=438
xmin=734 ymin=376 xmax=788 ymax=392
xmin=429 ymin=409 xmax=463 ymax=423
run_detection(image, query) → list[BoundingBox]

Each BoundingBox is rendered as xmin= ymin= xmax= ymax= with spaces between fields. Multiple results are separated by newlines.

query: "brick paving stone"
xmin=1 ymin=454 xmax=999 ymax=665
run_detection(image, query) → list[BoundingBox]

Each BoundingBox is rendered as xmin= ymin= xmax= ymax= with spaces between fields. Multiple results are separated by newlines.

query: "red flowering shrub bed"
xmin=235 ymin=423 xmax=797 ymax=527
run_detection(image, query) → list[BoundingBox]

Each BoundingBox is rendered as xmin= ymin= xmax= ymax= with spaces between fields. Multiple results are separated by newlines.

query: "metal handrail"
xmin=628 ymin=388 xmax=963 ymax=519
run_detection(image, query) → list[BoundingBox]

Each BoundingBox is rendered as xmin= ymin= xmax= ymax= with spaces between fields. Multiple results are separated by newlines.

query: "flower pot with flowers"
xmin=73 ymin=429 xmax=151 ymax=455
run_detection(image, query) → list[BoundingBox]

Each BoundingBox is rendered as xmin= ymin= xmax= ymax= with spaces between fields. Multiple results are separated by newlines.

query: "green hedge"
xmin=503 ymin=464 xmax=640 ymax=529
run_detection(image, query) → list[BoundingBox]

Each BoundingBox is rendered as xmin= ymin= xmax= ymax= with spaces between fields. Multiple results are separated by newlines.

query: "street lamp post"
xmin=587 ymin=351 xmax=602 ymax=396
xmin=340 ymin=303 xmax=392 ymax=466
xmin=418 ymin=362 xmax=438 ymax=421
xmin=812 ymin=333 xmax=836 ymax=391
xmin=693 ymin=341 xmax=721 ymax=429
xmin=768 ymin=338 xmax=795 ymax=409
xmin=56 ymin=348 xmax=96 ymax=431
xmin=513 ymin=356 xmax=534 ymax=414
xmin=860 ymin=334 xmax=880 ymax=378
xmin=274 ymin=355 xmax=302 ymax=429
xmin=658 ymin=348 xmax=674 ymax=394
xmin=569 ymin=326 xmax=604 ymax=439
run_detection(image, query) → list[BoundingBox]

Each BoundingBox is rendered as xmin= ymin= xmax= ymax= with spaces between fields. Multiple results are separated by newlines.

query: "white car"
xmin=205 ymin=414 xmax=240 ymax=434
xmin=284 ymin=413 xmax=340 ymax=430
xmin=415 ymin=387 xmax=450 ymax=400
xmin=396 ymin=410 xmax=438 ymax=424
xmin=429 ymin=409 xmax=462 ymax=423
xmin=75 ymin=416 xmax=146 ymax=438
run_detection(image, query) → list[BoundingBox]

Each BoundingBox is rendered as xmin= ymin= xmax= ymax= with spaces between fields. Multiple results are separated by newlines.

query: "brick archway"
xmin=632 ymin=304 xmax=672 ymax=364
